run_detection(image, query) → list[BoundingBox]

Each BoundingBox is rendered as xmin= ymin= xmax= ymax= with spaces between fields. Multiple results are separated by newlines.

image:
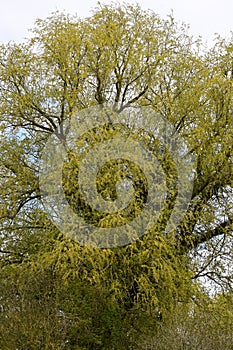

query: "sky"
xmin=0 ymin=0 xmax=232 ymax=46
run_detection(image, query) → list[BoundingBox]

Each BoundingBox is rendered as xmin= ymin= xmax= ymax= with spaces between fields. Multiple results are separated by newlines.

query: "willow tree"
xmin=0 ymin=3 xmax=232 ymax=349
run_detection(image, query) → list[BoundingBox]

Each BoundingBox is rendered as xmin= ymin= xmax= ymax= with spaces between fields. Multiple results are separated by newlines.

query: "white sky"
xmin=0 ymin=0 xmax=232 ymax=45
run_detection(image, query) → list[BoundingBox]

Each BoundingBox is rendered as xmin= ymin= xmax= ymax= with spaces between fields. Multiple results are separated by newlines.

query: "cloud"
xmin=0 ymin=0 xmax=232 ymax=44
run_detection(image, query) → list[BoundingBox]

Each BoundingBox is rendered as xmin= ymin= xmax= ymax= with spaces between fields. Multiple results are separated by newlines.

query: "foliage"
xmin=0 ymin=3 xmax=233 ymax=349
xmin=142 ymin=291 xmax=233 ymax=350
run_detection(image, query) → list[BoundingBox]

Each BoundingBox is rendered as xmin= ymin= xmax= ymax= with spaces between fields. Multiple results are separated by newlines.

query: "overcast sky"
xmin=0 ymin=0 xmax=232 ymax=45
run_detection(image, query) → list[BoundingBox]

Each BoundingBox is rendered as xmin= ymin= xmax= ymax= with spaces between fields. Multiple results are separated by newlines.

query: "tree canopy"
xmin=0 ymin=3 xmax=232 ymax=349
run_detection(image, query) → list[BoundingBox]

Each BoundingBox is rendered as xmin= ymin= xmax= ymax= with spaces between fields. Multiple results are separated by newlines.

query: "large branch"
xmin=178 ymin=216 xmax=233 ymax=251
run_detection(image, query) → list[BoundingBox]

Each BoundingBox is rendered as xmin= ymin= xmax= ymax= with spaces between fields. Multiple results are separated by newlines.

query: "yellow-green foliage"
xmin=0 ymin=3 xmax=232 ymax=349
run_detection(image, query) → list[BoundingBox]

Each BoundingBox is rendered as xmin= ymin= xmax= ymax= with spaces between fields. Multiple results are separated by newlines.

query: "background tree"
xmin=141 ymin=290 xmax=233 ymax=350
